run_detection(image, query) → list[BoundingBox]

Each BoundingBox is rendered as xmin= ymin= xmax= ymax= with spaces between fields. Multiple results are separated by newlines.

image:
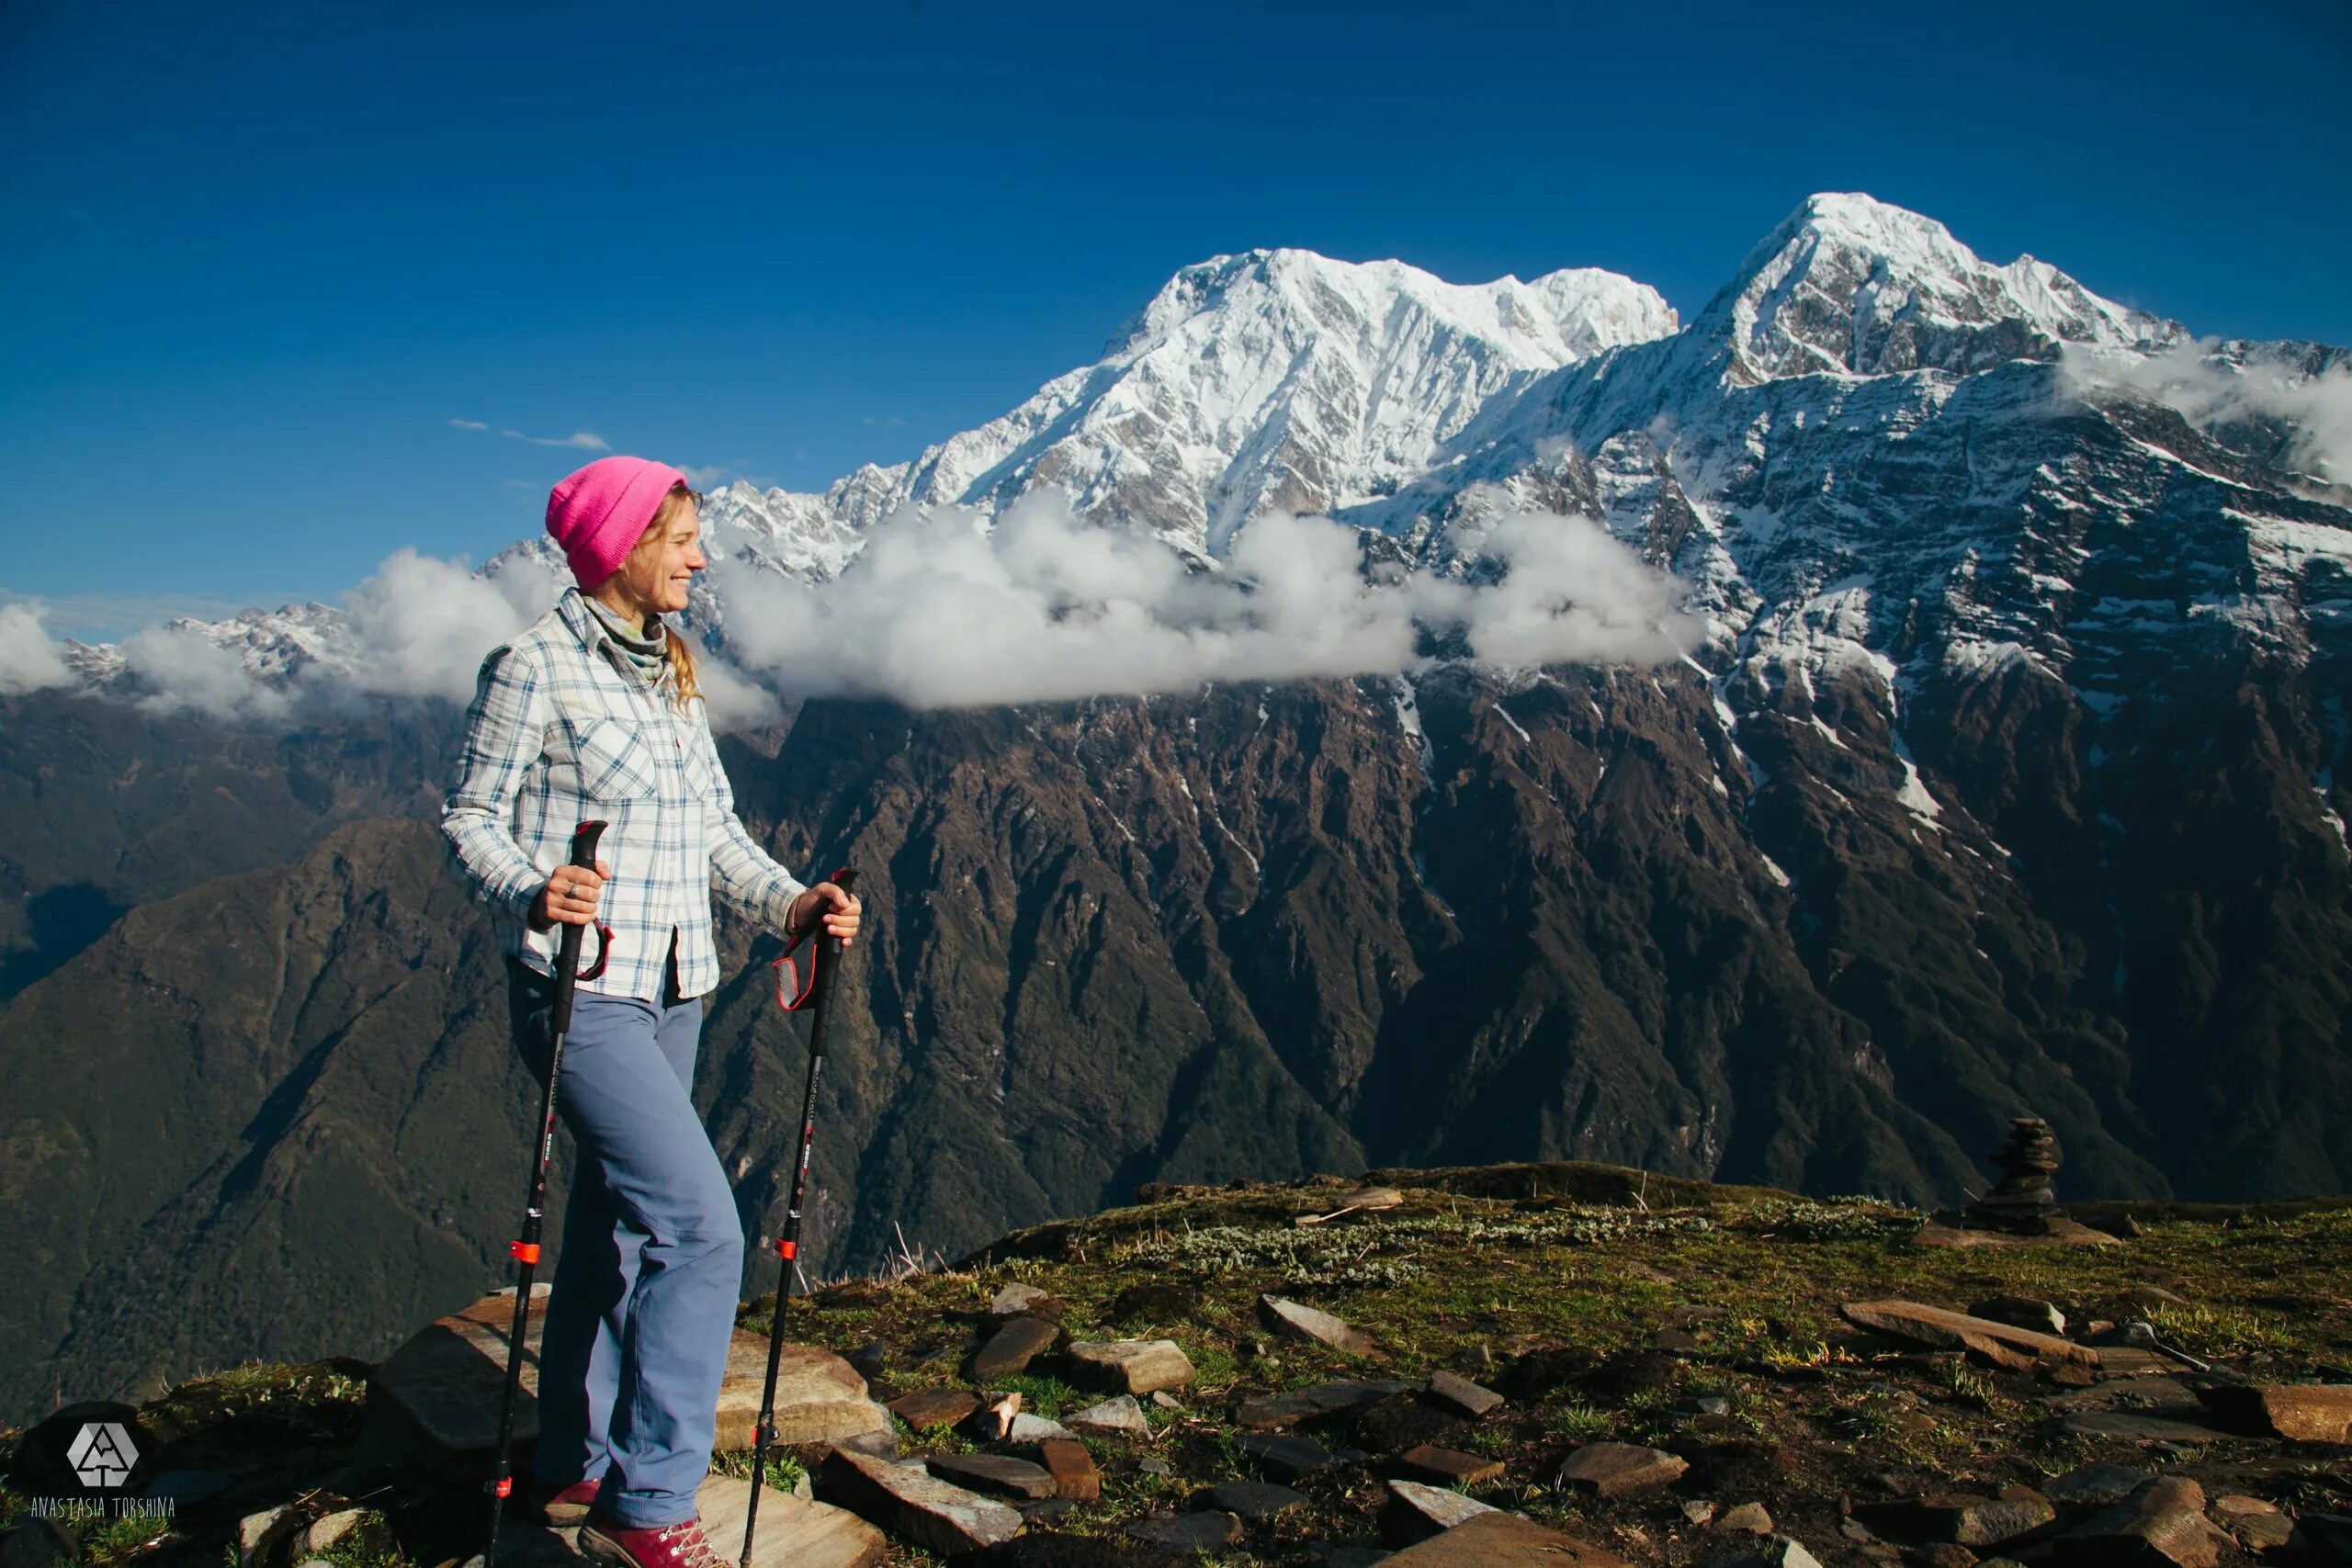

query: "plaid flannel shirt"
xmin=439 ymin=587 xmax=807 ymax=1002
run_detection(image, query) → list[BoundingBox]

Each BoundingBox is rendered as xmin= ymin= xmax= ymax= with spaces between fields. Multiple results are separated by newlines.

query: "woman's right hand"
xmin=528 ymin=858 xmax=611 ymax=931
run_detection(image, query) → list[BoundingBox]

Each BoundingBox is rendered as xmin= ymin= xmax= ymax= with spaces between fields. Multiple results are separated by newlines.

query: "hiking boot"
xmin=530 ymin=1475 xmax=604 ymax=1528
xmin=577 ymin=1508 xmax=720 ymax=1568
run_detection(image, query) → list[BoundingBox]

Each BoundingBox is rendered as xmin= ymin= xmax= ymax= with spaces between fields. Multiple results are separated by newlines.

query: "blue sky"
xmin=4 ymin=0 xmax=2347 ymax=639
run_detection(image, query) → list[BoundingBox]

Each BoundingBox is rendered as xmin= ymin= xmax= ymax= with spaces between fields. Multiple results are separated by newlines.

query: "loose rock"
xmin=1066 ymin=1395 xmax=1150 ymax=1436
xmin=238 ymin=1506 xmax=300 ymax=1568
xmin=1236 ymin=1380 xmax=1416 ymax=1429
xmin=1839 ymin=1300 xmax=2092 ymax=1371
xmin=2045 ymin=1466 xmax=2154 ymax=1507
xmin=1239 ymin=1431 xmax=1337 ymax=1482
xmin=295 ymin=1510 xmax=374 ymax=1558
xmin=1204 ymin=1480 xmax=1306 ymax=1518
xmin=990 ymin=1282 xmax=1055 ymax=1316
xmin=816 ymin=1446 xmax=1024 ymax=1556
xmin=924 ymin=1453 xmax=1057 ymax=1501
xmin=1396 ymin=1445 xmax=1504 ymax=1486
xmin=1866 ymin=1492 xmax=2053 ymax=1547
xmin=1380 ymin=1511 xmax=1633 ymax=1564
xmin=888 ymin=1388 xmax=980 ymax=1429
xmin=1006 ymin=1414 xmax=1077 ymax=1445
xmin=1037 ymin=1440 xmax=1100 ymax=1503
xmin=1704 ymin=1540 xmax=1824 ymax=1568
xmin=1124 ymin=1513 xmax=1242 ymax=1553
xmin=2065 ymin=1476 xmax=2232 ymax=1568
xmin=1063 ymin=1339 xmax=1195 ymax=1396
xmin=1424 ymin=1371 xmax=1504 ymax=1418
xmin=1716 ymin=1503 xmax=1774 ymax=1535
xmin=1969 ymin=1297 xmax=2067 ymax=1337
xmin=1553 ymin=1441 xmax=1689 ymax=1498
xmin=2196 ymin=1382 xmax=2352 ymax=1443
xmin=693 ymin=1472 xmax=887 ymax=1568
xmin=1261 ymin=1295 xmax=1385 ymax=1357
xmin=1380 ymin=1479 xmax=1499 ymax=1544
xmin=2059 ymin=1411 xmax=2233 ymax=1443
xmin=973 ymin=1317 xmax=1062 ymax=1381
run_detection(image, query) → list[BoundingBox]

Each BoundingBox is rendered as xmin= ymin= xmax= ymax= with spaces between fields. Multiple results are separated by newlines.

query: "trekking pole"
xmin=741 ymin=866 xmax=859 ymax=1568
xmin=483 ymin=820 xmax=613 ymax=1568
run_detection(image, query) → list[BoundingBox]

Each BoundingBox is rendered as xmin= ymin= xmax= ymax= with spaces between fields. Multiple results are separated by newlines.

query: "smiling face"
xmin=607 ymin=487 xmax=707 ymax=619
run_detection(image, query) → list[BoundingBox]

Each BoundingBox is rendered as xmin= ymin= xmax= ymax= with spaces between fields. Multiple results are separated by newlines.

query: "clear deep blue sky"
xmin=4 ymin=0 xmax=2347 ymax=638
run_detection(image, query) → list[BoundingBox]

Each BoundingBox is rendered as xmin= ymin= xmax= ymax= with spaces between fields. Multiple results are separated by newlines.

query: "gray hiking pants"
xmin=508 ymin=947 xmax=741 ymax=1529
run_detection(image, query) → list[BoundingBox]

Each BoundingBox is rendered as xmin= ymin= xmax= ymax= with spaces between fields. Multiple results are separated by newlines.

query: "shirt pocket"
xmin=570 ymin=716 xmax=662 ymax=803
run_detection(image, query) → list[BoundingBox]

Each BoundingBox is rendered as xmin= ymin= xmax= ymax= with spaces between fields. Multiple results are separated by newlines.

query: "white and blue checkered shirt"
xmin=440 ymin=587 xmax=807 ymax=1002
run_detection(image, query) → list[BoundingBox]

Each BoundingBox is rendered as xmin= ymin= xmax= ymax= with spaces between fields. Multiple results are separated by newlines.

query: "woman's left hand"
xmin=788 ymin=883 xmax=862 ymax=948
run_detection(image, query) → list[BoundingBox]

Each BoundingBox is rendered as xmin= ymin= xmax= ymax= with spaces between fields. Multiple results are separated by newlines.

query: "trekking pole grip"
xmin=552 ymin=819 xmax=609 ymax=1034
xmin=804 ymin=867 xmax=857 ymax=1059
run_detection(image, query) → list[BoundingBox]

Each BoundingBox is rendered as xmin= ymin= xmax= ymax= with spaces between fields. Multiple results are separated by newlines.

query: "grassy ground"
xmin=6 ymin=1165 xmax=2349 ymax=1566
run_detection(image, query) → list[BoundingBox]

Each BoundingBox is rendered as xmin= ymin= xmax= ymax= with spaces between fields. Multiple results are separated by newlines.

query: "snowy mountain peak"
xmin=864 ymin=245 xmax=1679 ymax=557
xmin=1119 ymin=247 xmax=1674 ymax=369
xmin=1703 ymin=191 xmax=2178 ymax=384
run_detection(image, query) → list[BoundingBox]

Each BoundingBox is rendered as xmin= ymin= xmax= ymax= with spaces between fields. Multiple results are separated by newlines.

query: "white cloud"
xmin=678 ymin=463 xmax=731 ymax=488
xmin=2063 ymin=339 xmax=2352 ymax=483
xmin=448 ymin=419 xmax=611 ymax=452
xmin=121 ymin=626 xmax=293 ymax=720
xmin=337 ymin=548 xmax=562 ymax=702
xmin=718 ymin=491 xmax=1697 ymax=709
xmin=0 ymin=604 xmax=75 ymax=694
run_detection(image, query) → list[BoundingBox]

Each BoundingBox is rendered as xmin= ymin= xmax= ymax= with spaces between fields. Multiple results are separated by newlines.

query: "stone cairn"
xmin=1966 ymin=1116 xmax=2061 ymax=1231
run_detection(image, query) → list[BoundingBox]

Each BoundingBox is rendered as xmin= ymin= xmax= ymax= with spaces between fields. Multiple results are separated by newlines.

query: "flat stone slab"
xmin=2046 ymin=1376 xmax=2204 ymax=1415
xmin=1238 ymin=1431 xmax=1336 ymax=1481
xmin=1840 ymin=1299 xmax=2096 ymax=1371
xmin=1553 ymin=1442 xmax=1687 ymax=1497
xmin=1066 ymin=1395 xmax=1149 ymax=1435
xmin=1381 ymin=1510 xmax=1632 ymax=1566
xmin=1260 ymin=1295 xmax=1384 ymax=1358
xmin=1397 ymin=1445 xmax=1504 ymax=1486
xmin=1425 ymin=1371 xmax=1504 ymax=1418
xmin=926 ymin=1452 xmax=1056 ymax=1500
xmin=1912 ymin=1216 xmax=2119 ymax=1248
xmin=2061 ymin=1411 xmax=2240 ymax=1443
xmin=2066 ymin=1477 xmax=2233 ymax=1567
xmin=1862 ymin=1491 xmax=2054 ymax=1546
xmin=1204 ymin=1480 xmax=1306 ymax=1518
xmin=989 ymin=1283 xmax=1055 ymax=1316
xmin=973 ymin=1317 xmax=1062 ymax=1381
xmin=693 ymin=1472 xmax=888 ymax=1568
xmin=889 ymin=1388 xmax=981 ymax=1429
xmin=2197 ymin=1382 xmax=2352 ymax=1442
xmin=1125 ymin=1512 xmax=1242 ymax=1552
xmin=1063 ymin=1339 xmax=1195 ymax=1396
xmin=1005 ymin=1413 xmax=1075 ymax=1445
xmin=816 ymin=1446 xmax=1024 ymax=1555
xmin=2045 ymin=1465 xmax=2156 ymax=1506
xmin=1382 ymin=1479 xmax=1499 ymax=1543
xmin=1037 ymin=1438 xmax=1099 ymax=1502
xmin=1236 ymin=1379 xmax=1416 ymax=1428
xmin=361 ymin=1287 xmax=888 ymax=1461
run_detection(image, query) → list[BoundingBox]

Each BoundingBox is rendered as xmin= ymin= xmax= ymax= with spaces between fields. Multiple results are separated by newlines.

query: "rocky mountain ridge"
xmin=6 ymin=191 xmax=2351 ymax=1430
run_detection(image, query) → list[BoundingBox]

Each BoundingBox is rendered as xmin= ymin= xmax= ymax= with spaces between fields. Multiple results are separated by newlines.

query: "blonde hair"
xmin=627 ymin=481 xmax=703 ymax=712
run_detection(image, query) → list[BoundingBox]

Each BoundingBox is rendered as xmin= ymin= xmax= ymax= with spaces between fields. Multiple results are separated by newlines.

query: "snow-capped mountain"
xmin=17 ymin=193 xmax=2352 ymax=1415
xmin=745 ymin=248 xmax=1678 ymax=561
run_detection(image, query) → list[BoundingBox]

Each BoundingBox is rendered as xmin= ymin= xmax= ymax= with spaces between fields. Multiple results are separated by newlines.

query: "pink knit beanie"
xmin=545 ymin=456 xmax=687 ymax=590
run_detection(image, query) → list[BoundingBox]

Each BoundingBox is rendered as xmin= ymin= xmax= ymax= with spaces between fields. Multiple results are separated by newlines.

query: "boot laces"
xmin=654 ymin=1518 xmax=718 ymax=1568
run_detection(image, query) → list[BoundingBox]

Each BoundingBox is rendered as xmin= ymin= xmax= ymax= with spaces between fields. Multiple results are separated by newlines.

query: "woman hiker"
xmin=441 ymin=454 xmax=861 ymax=1568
